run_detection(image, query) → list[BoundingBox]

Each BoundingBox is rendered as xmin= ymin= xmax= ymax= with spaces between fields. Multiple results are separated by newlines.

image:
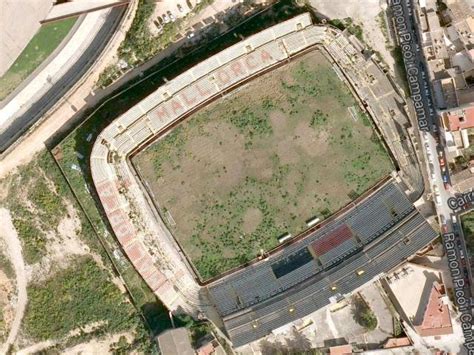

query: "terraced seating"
xmin=207 ymin=181 xmax=417 ymax=320
xmin=282 ymin=31 xmax=308 ymax=54
xmin=310 ymin=224 xmax=354 ymax=256
xmin=129 ymin=120 xmax=153 ymax=144
xmin=318 ymin=238 xmax=360 ymax=267
xmin=191 ymin=57 xmax=222 ymax=79
xmin=163 ymin=72 xmax=195 ymax=94
xmin=302 ymin=26 xmax=326 ymax=41
xmin=90 ymin=157 xmax=112 ymax=182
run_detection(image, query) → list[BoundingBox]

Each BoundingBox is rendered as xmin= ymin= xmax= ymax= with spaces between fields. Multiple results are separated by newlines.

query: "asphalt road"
xmin=393 ymin=0 xmax=472 ymax=303
xmin=0 ymin=6 xmax=124 ymax=154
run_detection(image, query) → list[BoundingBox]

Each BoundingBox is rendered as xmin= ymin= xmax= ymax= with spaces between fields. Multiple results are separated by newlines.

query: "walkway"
xmin=0 ymin=208 xmax=27 ymax=354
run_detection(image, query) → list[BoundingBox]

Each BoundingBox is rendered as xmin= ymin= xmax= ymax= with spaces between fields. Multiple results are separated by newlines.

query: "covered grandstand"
xmin=90 ymin=13 xmax=436 ymax=348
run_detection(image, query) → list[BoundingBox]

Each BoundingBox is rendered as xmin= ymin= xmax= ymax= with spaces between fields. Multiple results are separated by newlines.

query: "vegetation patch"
xmin=23 ymin=256 xmax=137 ymax=340
xmin=0 ymin=17 xmax=77 ymax=100
xmin=134 ymin=50 xmax=393 ymax=279
xmin=328 ymin=17 xmax=364 ymax=42
xmin=461 ymin=211 xmax=474 ymax=256
xmin=352 ymin=295 xmax=378 ymax=331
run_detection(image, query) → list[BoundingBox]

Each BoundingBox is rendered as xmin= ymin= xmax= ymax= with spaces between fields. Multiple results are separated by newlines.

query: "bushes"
xmin=23 ymin=256 xmax=138 ymax=341
xmin=11 ymin=216 xmax=47 ymax=265
xmin=118 ymin=0 xmax=156 ymax=64
xmin=461 ymin=212 xmax=474 ymax=252
xmin=352 ymin=295 xmax=378 ymax=331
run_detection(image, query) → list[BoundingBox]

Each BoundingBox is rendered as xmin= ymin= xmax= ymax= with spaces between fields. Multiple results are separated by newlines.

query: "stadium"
xmin=90 ymin=13 xmax=437 ymax=347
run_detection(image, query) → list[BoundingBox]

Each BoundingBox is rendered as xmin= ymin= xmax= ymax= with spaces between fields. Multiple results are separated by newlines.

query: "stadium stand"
xmin=223 ymin=209 xmax=437 ymax=346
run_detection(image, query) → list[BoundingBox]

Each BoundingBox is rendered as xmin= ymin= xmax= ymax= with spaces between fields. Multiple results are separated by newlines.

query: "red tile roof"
xmin=446 ymin=106 xmax=474 ymax=131
xmin=329 ymin=344 xmax=352 ymax=355
xmin=416 ymin=282 xmax=453 ymax=337
xmin=383 ymin=337 xmax=411 ymax=348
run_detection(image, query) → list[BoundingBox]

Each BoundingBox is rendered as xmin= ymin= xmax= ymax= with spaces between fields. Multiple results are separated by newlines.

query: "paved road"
xmin=391 ymin=1 xmax=473 ymax=350
xmin=0 ymin=6 xmax=124 ymax=154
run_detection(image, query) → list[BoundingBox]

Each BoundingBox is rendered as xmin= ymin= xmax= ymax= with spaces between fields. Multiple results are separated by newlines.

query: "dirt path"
xmin=0 ymin=208 xmax=27 ymax=354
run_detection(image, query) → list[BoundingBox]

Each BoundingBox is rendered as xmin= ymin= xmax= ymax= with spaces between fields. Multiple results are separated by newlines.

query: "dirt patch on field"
xmin=269 ymin=109 xmax=289 ymax=134
xmin=294 ymin=121 xmax=329 ymax=157
xmin=242 ymin=207 xmax=263 ymax=234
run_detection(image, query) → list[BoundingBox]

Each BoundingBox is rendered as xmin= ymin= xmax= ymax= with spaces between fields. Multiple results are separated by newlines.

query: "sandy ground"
xmin=0 ymin=268 xmax=14 ymax=340
xmin=62 ymin=332 xmax=133 ymax=355
xmin=15 ymin=323 xmax=131 ymax=355
xmin=309 ymin=0 xmax=395 ymax=73
xmin=0 ymin=208 xmax=27 ymax=354
xmin=0 ymin=1 xmax=53 ymax=76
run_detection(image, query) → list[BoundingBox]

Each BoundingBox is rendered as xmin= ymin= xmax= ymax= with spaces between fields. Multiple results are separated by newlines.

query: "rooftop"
xmin=386 ymin=263 xmax=453 ymax=337
xmin=329 ymin=344 xmax=353 ymax=355
xmin=416 ymin=282 xmax=453 ymax=337
xmin=444 ymin=105 xmax=474 ymax=130
xmin=156 ymin=328 xmax=194 ymax=355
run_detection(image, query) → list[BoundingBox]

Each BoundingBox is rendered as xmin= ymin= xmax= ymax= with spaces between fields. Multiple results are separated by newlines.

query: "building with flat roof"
xmin=383 ymin=263 xmax=453 ymax=338
xmin=157 ymin=328 xmax=195 ymax=355
xmin=441 ymin=104 xmax=474 ymax=153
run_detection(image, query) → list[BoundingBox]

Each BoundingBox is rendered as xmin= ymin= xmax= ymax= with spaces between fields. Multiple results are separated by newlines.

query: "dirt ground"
xmin=0 ymin=269 xmax=14 ymax=342
xmin=134 ymin=49 xmax=393 ymax=279
xmin=309 ymin=0 xmax=395 ymax=73
xmin=0 ymin=208 xmax=27 ymax=354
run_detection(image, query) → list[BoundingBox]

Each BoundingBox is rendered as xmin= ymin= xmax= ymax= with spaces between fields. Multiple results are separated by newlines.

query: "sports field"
xmin=133 ymin=49 xmax=393 ymax=280
xmin=0 ymin=17 xmax=77 ymax=100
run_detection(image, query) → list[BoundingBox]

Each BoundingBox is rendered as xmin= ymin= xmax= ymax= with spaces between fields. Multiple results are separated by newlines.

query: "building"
xmin=157 ymin=328 xmax=195 ymax=355
xmin=382 ymin=263 xmax=453 ymax=338
xmin=441 ymin=104 xmax=474 ymax=153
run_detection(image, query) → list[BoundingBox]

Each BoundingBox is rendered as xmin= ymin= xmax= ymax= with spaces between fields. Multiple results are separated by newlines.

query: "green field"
xmin=133 ymin=49 xmax=394 ymax=280
xmin=0 ymin=17 xmax=77 ymax=100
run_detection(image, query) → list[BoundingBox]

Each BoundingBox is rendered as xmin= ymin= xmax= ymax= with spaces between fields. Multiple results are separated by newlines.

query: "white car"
xmin=430 ymin=171 xmax=435 ymax=180
xmin=424 ymin=143 xmax=431 ymax=154
xmin=434 ymin=193 xmax=442 ymax=206
xmin=427 ymin=152 xmax=433 ymax=163
xmin=433 ymin=184 xmax=439 ymax=193
xmin=162 ymin=14 xmax=170 ymax=23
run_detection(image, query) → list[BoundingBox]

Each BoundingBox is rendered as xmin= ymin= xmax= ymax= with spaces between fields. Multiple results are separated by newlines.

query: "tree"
xmin=352 ymin=295 xmax=378 ymax=331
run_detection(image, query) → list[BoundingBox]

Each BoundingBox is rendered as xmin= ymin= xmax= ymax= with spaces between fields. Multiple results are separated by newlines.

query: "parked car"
xmin=162 ymin=13 xmax=170 ymax=23
xmin=177 ymin=3 xmax=184 ymax=12
xmin=167 ymin=10 xmax=176 ymax=22
xmin=428 ymin=153 xmax=434 ymax=163
xmin=425 ymin=143 xmax=431 ymax=154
